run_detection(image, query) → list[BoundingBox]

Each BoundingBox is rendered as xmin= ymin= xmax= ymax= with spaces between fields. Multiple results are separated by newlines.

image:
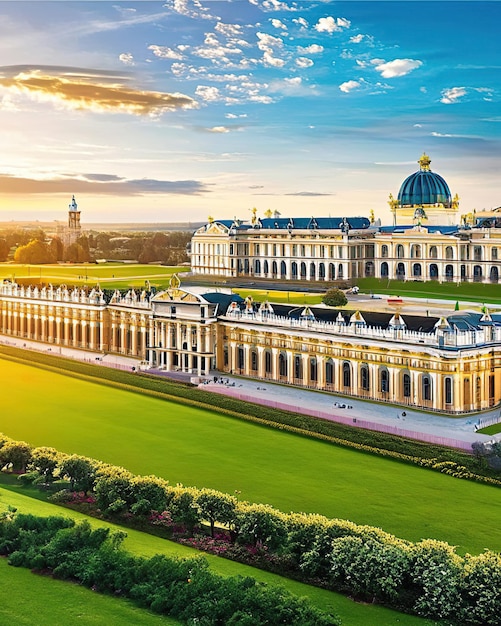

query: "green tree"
xmin=60 ymin=455 xmax=96 ymax=493
xmin=49 ymin=236 xmax=64 ymax=262
xmin=29 ymin=446 xmax=62 ymax=483
xmin=0 ymin=440 xmax=32 ymax=472
xmin=235 ymin=502 xmax=287 ymax=551
xmin=322 ymin=287 xmax=348 ymax=307
xmin=195 ymin=488 xmax=237 ymax=538
xmin=64 ymin=242 xmax=90 ymax=263
xmin=13 ymin=239 xmax=55 ymax=264
xmin=0 ymin=238 xmax=10 ymax=261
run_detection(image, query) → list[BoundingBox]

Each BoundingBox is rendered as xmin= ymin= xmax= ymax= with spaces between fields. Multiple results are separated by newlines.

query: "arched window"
xmin=444 ymin=377 xmax=453 ymax=404
xmin=429 ymin=264 xmax=438 ymax=279
xmin=490 ymin=266 xmax=499 ymax=283
xmin=238 ymin=347 xmax=245 ymax=370
xmin=272 ymin=261 xmax=278 ymax=276
xmin=294 ymin=355 xmax=302 ymax=380
xmin=473 ymin=265 xmax=482 ymax=282
xmin=381 ymin=262 xmax=389 ymax=277
xmin=300 ymin=262 xmax=307 ymax=279
xmin=291 ymin=261 xmax=298 ymax=279
xmin=360 ymin=364 xmax=370 ymax=391
xmin=318 ymin=263 xmax=325 ymax=279
xmin=329 ymin=263 xmax=336 ymax=280
xmin=310 ymin=263 xmax=316 ymax=280
xmin=342 ymin=361 xmax=351 ymax=388
xmin=380 ymin=368 xmax=389 ymax=393
xmin=251 ymin=350 xmax=258 ymax=372
xmin=279 ymin=353 xmax=287 ymax=377
xmin=381 ymin=245 xmax=388 ymax=258
xmin=254 ymin=259 xmax=261 ymax=275
xmin=422 ymin=374 xmax=432 ymax=401
xmin=326 ymin=360 xmax=334 ymax=384
xmin=411 ymin=244 xmax=421 ymax=259
xmin=244 ymin=259 xmax=250 ymax=274
xmin=310 ymin=358 xmax=317 ymax=382
xmin=396 ymin=244 xmax=405 ymax=259
xmin=445 ymin=246 xmax=454 ymax=260
xmin=403 ymin=372 xmax=411 ymax=398
xmin=338 ymin=264 xmax=344 ymax=279
xmin=429 ymin=246 xmax=438 ymax=259
xmin=365 ymin=261 xmax=374 ymax=277
xmin=280 ymin=261 xmax=286 ymax=278
xmin=396 ymin=262 xmax=405 ymax=278
xmin=263 ymin=260 xmax=269 ymax=275
xmin=413 ymin=263 xmax=422 ymax=277
xmin=445 ymin=265 xmax=454 ymax=281
xmin=265 ymin=351 xmax=272 ymax=374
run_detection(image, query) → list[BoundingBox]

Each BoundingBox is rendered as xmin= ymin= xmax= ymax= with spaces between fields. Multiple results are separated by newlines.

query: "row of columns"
xmin=224 ymin=342 xmax=491 ymax=412
xmin=0 ymin=305 xmax=105 ymax=351
xmin=147 ymin=320 xmax=215 ymax=376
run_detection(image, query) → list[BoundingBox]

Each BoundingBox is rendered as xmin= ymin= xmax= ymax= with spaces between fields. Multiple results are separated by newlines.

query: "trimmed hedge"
xmin=3 ymin=433 xmax=501 ymax=624
xmin=0 ymin=511 xmax=338 ymax=626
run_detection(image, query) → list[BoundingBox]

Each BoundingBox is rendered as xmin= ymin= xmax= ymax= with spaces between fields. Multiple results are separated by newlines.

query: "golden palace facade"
xmin=1 ymin=279 xmax=501 ymax=415
xmin=190 ymin=154 xmax=501 ymax=285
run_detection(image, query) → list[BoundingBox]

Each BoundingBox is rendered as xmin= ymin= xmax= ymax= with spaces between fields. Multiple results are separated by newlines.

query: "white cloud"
xmin=148 ymin=45 xmax=184 ymax=60
xmin=350 ymin=34 xmax=364 ymax=44
xmin=195 ymin=85 xmax=221 ymax=101
xmin=271 ymin=18 xmax=287 ymax=30
xmin=249 ymin=0 xmax=298 ymax=12
xmin=431 ymin=131 xmax=454 ymax=137
xmin=256 ymin=32 xmax=283 ymax=51
xmin=207 ymin=126 xmax=230 ymax=133
xmin=118 ymin=53 xmax=134 ymax=66
xmin=292 ymin=17 xmax=308 ymax=28
xmin=414 ymin=123 xmax=423 ymax=127
xmin=165 ymin=0 xmax=214 ymax=20
xmin=225 ymin=112 xmax=247 ymax=119
xmin=339 ymin=80 xmax=360 ymax=93
xmin=315 ymin=16 xmax=350 ymax=33
xmin=263 ymin=51 xmax=285 ymax=67
xmin=215 ymin=22 xmax=243 ymax=37
xmin=374 ymin=58 xmax=422 ymax=78
xmin=296 ymin=57 xmax=313 ymax=68
xmin=297 ymin=44 xmax=323 ymax=54
xmin=440 ymin=86 xmax=467 ymax=104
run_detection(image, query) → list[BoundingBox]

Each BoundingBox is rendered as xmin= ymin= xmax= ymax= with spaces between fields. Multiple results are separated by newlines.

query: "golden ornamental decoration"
xmin=418 ymin=153 xmax=431 ymax=171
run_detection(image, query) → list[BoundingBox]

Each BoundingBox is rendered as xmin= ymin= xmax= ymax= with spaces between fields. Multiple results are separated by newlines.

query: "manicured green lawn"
xmin=357 ymin=277 xmax=501 ymax=306
xmin=233 ymin=288 xmax=323 ymax=305
xmin=0 ymin=484 xmax=434 ymax=626
xmin=0 ymin=263 xmax=184 ymax=290
xmin=0 ymin=558 xmax=177 ymax=626
xmin=1 ymin=358 xmax=500 ymax=555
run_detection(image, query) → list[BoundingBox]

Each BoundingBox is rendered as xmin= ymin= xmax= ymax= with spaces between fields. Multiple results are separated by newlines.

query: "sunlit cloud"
xmin=296 ymin=57 xmax=313 ymax=68
xmin=0 ymin=65 xmax=197 ymax=116
xmin=0 ymin=173 xmax=210 ymax=195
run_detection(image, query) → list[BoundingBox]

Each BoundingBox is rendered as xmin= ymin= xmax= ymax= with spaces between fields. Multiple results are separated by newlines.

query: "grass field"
xmin=1 ymin=357 xmax=499 ymax=556
xmin=0 ymin=263 xmax=184 ymax=290
xmin=0 ymin=482 xmax=434 ymax=626
xmin=0 ymin=558 xmax=177 ymax=626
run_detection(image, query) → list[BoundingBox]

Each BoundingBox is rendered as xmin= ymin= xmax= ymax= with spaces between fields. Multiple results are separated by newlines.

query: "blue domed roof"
xmin=398 ymin=154 xmax=452 ymax=207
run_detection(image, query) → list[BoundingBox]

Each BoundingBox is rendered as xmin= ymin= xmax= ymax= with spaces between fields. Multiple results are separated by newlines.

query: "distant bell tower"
xmin=68 ymin=195 xmax=81 ymax=241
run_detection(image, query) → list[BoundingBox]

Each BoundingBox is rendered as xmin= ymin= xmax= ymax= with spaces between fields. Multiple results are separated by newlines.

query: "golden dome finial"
xmin=264 ymin=208 xmax=273 ymax=219
xmin=418 ymin=153 xmax=431 ymax=171
xmin=208 ymin=215 xmax=214 ymax=223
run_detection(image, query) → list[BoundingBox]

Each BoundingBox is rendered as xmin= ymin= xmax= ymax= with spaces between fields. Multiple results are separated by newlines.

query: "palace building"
xmin=190 ymin=154 xmax=501 ymax=285
xmin=1 ymin=156 xmax=500 ymax=416
xmin=1 ymin=278 xmax=500 ymax=415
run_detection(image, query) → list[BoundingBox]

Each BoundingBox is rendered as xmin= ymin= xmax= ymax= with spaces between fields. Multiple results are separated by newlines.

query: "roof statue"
xmin=69 ymin=195 xmax=78 ymax=212
xmin=169 ymin=273 xmax=181 ymax=290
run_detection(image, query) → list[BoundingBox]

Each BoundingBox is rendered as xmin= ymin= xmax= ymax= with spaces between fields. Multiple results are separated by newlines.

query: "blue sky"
xmin=0 ymin=1 xmax=499 ymax=224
